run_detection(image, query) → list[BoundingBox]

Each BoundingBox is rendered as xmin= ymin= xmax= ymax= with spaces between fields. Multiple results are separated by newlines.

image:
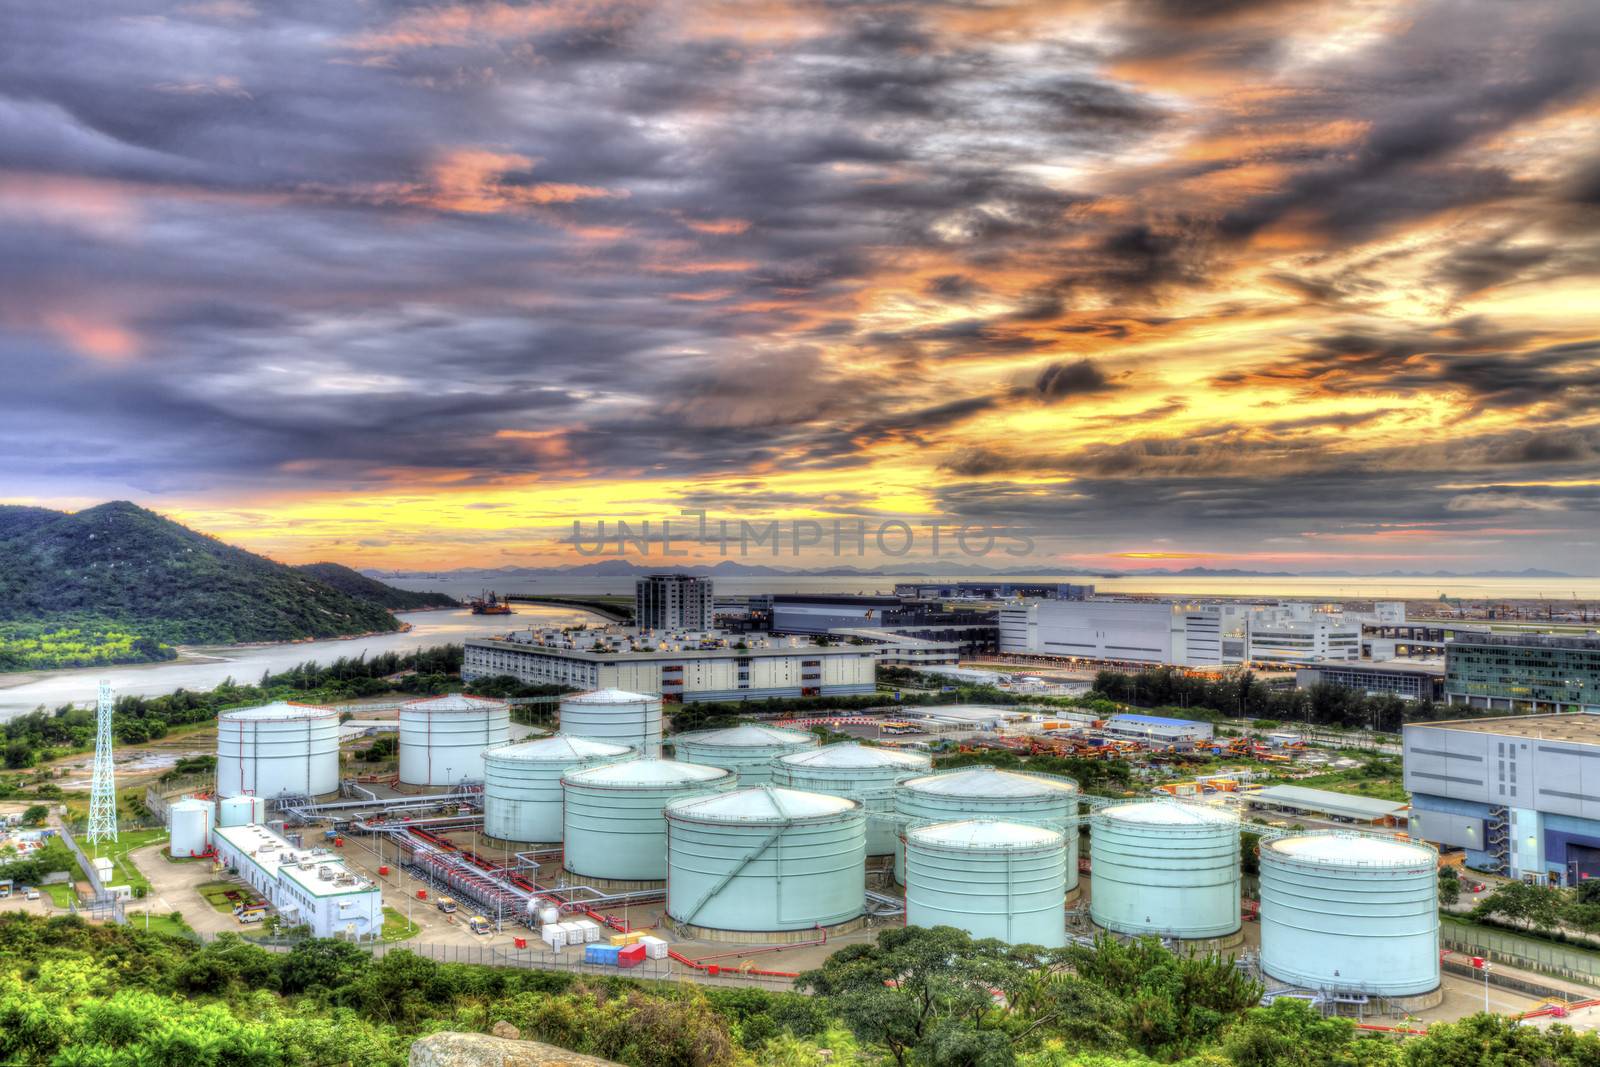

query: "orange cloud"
xmin=43 ymin=313 xmax=140 ymax=361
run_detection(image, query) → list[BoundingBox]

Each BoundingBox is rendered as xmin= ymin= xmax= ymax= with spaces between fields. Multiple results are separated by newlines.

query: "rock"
xmin=410 ymin=1032 xmax=622 ymax=1067
xmin=491 ymin=1022 xmax=521 ymax=1041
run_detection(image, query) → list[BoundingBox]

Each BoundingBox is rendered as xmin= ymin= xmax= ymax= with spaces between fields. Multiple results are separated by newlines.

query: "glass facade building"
xmin=1445 ymin=634 xmax=1600 ymax=713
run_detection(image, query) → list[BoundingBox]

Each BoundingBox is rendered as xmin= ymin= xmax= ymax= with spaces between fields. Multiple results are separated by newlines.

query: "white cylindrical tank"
xmin=670 ymin=724 xmax=818 ymax=784
xmin=169 ymin=797 xmax=215 ymax=858
xmin=665 ymin=786 xmax=866 ymax=932
xmin=1260 ymin=833 xmax=1439 ymax=996
xmin=906 ymin=820 xmax=1066 ymax=946
xmin=772 ymin=743 xmax=931 ymax=855
xmin=216 ymin=702 xmax=341 ymax=798
xmin=482 ymin=734 xmax=633 ymax=843
xmin=559 ymin=689 xmax=663 ymax=756
xmin=562 ymin=758 xmax=737 ymax=883
xmin=398 ymin=694 xmax=511 ymax=785
xmin=894 ymin=767 xmax=1078 ymax=884
xmin=216 ymin=795 xmax=266 ymax=828
xmin=1090 ymin=800 xmax=1240 ymax=940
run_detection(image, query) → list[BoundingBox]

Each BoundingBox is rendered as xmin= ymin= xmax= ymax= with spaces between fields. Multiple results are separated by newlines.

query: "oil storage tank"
xmin=670 ymin=724 xmax=818 ymax=784
xmin=1090 ymin=799 xmax=1240 ymax=941
xmin=562 ymin=757 xmax=737 ymax=887
xmin=169 ymin=797 xmax=215 ymax=858
xmin=665 ymin=786 xmax=865 ymax=938
xmin=559 ymin=689 xmax=663 ymax=756
xmin=216 ymin=795 xmax=266 ymax=829
xmin=399 ymin=694 xmax=511 ymax=786
xmin=905 ymin=820 xmax=1066 ymax=946
xmin=216 ymin=702 xmax=341 ymax=798
xmin=482 ymin=734 xmax=633 ymax=844
xmin=1259 ymin=833 xmax=1439 ymax=997
xmin=772 ymin=742 xmax=931 ymax=855
xmin=894 ymin=767 xmax=1078 ymax=885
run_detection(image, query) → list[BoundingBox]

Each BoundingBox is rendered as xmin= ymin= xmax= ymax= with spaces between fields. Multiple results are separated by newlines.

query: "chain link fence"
xmin=1441 ymin=917 xmax=1600 ymax=985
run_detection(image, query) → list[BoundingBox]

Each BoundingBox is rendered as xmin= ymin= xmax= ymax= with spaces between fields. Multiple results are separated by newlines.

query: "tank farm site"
xmin=130 ymin=687 xmax=1531 ymax=1026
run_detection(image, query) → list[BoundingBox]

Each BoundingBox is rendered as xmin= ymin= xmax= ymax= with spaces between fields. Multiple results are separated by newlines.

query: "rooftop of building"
xmin=213 ymin=823 xmax=378 ymax=897
xmin=1447 ymin=631 xmax=1600 ymax=650
xmin=1308 ymin=660 xmax=1446 ymax=676
xmin=1247 ymin=784 xmax=1408 ymax=820
xmin=1107 ymin=712 xmax=1212 ymax=729
xmin=1409 ymin=712 xmax=1600 ymax=744
xmin=470 ymin=627 xmax=866 ymax=658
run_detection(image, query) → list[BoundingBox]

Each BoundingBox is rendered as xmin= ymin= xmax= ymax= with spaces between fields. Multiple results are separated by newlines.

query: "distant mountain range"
xmin=0 ymin=501 xmax=456 ymax=647
xmin=363 ymin=559 xmax=1580 ymax=581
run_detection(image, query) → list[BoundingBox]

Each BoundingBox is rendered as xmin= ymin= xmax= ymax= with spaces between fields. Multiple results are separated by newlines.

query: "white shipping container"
xmin=575 ymin=920 xmax=602 ymax=943
xmin=637 ymin=935 xmax=669 ymax=960
xmin=541 ymin=926 xmax=566 ymax=950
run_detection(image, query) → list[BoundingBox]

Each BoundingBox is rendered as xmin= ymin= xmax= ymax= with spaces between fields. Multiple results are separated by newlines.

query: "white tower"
xmin=86 ymin=680 xmax=118 ymax=845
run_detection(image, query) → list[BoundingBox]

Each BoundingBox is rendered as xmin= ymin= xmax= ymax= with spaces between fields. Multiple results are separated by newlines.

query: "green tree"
xmin=1437 ymin=866 xmax=1461 ymax=907
xmin=1224 ymin=998 xmax=1399 ymax=1067
xmin=20 ymin=804 xmax=48 ymax=827
xmin=1473 ymin=882 xmax=1564 ymax=934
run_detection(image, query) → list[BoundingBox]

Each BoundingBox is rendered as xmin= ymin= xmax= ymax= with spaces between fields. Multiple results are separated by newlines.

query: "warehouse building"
xmin=1404 ymin=713 xmax=1600 ymax=884
xmin=463 ymin=627 xmax=876 ymax=702
xmin=998 ymin=599 xmax=1249 ymax=667
xmin=1445 ymin=633 xmax=1600 ymax=713
xmin=1295 ymin=661 xmax=1446 ymax=702
xmin=1102 ymin=713 xmax=1214 ymax=746
xmin=1245 ymin=784 xmax=1409 ymax=827
xmin=211 ymin=823 xmax=384 ymax=938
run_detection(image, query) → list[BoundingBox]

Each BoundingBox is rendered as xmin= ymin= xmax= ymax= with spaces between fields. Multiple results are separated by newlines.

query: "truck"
xmin=435 ymin=897 xmax=458 ymax=914
xmin=467 ymin=916 xmax=491 ymax=935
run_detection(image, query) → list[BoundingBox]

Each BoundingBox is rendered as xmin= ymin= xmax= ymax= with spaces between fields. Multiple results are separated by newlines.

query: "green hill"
xmin=294 ymin=562 xmax=457 ymax=611
xmin=0 ymin=501 xmax=412 ymax=649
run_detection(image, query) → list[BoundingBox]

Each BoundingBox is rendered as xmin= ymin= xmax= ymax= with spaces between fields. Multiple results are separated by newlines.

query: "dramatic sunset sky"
xmin=3 ymin=0 xmax=1599 ymax=572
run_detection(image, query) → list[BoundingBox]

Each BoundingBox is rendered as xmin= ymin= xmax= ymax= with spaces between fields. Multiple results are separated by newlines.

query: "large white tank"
xmin=670 ymin=724 xmax=818 ymax=784
xmin=398 ymin=694 xmax=511 ymax=785
xmin=772 ymin=742 xmax=931 ymax=855
xmin=906 ymin=820 xmax=1066 ymax=946
xmin=562 ymin=757 xmax=737 ymax=884
xmin=169 ymin=797 xmax=215 ymax=858
xmin=216 ymin=795 xmax=267 ymax=828
xmin=216 ymin=702 xmax=341 ymax=798
xmin=665 ymin=786 xmax=866 ymax=933
xmin=1090 ymin=800 xmax=1240 ymax=940
xmin=559 ymin=689 xmax=663 ymax=756
xmin=482 ymin=734 xmax=633 ymax=843
xmin=1260 ymin=833 xmax=1439 ymax=996
xmin=894 ymin=767 xmax=1078 ymax=884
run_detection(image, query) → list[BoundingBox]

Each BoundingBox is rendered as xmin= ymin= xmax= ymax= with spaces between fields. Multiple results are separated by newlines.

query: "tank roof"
xmin=667 ymin=785 xmax=856 ymax=822
xmin=564 ymin=757 xmax=731 ymax=788
xmin=672 ymin=724 xmax=816 ymax=749
xmin=1266 ymin=833 xmax=1434 ymax=867
xmin=909 ymin=819 xmax=1062 ymax=850
xmin=562 ymin=688 xmax=658 ymax=705
xmin=902 ymin=766 xmax=1076 ymax=798
xmin=1100 ymin=800 xmax=1238 ymax=826
xmin=219 ymin=701 xmax=335 ymax=722
xmin=484 ymin=734 xmax=632 ymax=763
xmin=404 ymin=693 xmax=508 ymax=711
xmin=170 ymin=797 xmax=214 ymax=811
xmin=778 ymin=742 xmax=929 ymax=770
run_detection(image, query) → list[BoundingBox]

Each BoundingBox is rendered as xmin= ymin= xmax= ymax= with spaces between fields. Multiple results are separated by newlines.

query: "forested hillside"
xmin=294 ymin=562 xmax=457 ymax=611
xmin=0 ymin=502 xmax=420 ymax=657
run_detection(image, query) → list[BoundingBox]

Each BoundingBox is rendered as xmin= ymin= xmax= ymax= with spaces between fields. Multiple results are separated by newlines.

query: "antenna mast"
xmin=87 ymin=680 xmax=118 ymax=845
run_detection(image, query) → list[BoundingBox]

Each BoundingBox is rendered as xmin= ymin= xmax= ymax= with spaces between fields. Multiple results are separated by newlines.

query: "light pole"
xmin=1483 ymin=960 xmax=1491 ymax=1013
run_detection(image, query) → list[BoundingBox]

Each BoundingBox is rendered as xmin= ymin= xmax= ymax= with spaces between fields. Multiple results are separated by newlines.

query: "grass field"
xmin=382 ymin=906 xmax=420 ymax=942
xmin=125 ymin=911 xmax=194 ymax=938
xmin=84 ymin=827 xmax=168 ymax=895
xmin=42 ymin=884 xmax=77 ymax=909
xmin=197 ymin=880 xmax=254 ymax=914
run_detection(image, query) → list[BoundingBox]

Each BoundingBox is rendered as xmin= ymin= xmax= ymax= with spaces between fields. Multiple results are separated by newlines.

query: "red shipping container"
xmin=617 ymin=944 xmax=647 ymax=968
xmin=417 ymin=889 xmax=428 ymax=900
xmin=514 ymin=937 xmax=528 ymax=949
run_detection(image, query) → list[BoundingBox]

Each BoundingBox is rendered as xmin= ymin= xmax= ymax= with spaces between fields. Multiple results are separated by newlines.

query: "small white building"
xmin=1245 ymin=604 xmax=1361 ymax=663
xmin=211 ymin=823 xmax=383 ymax=939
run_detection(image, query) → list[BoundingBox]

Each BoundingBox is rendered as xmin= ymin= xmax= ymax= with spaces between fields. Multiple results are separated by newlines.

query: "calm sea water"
xmin=0 ymin=605 xmax=588 ymax=721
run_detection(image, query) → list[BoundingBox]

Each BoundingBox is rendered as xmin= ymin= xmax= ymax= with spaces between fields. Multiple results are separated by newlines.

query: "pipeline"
xmin=668 ymin=949 xmax=801 ymax=980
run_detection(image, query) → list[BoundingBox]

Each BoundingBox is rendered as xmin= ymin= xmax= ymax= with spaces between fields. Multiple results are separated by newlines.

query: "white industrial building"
xmin=1246 ymin=604 xmax=1361 ymax=664
xmin=1000 ymin=598 xmax=1361 ymax=667
xmin=463 ymin=627 xmax=876 ymax=702
xmin=211 ymin=822 xmax=384 ymax=938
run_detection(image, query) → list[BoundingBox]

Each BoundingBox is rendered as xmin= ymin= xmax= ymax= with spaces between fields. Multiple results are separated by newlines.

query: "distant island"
xmin=0 ymin=501 xmax=455 ymax=672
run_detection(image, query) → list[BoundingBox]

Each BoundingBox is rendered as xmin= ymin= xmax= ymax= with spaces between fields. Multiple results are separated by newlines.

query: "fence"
xmin=53 ymin=821 xmax=128 ymax=924
xmin=186 ymin=932 xmax=800 ymax=989
xmin=1441 ymin=917 xmax=1600 ymax=985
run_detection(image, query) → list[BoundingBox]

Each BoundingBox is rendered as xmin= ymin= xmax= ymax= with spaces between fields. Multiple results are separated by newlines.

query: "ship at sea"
xmin=468 ymin=589 xmax=514 ymax=615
